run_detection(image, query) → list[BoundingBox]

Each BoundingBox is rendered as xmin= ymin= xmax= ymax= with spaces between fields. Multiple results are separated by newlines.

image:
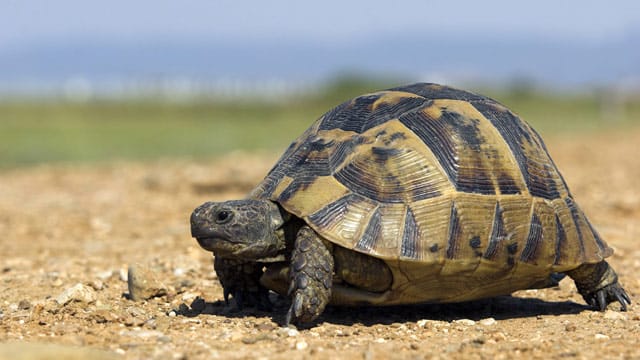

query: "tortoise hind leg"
xmin=286 ymin=225 xmax=334 ymax=325
xmin=567 ymin=261 xmax=631 ymax=311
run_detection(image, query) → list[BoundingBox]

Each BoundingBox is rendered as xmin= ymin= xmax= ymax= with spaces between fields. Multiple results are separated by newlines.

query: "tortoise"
xmin=190 ymin=83 xmax=630 ymax=325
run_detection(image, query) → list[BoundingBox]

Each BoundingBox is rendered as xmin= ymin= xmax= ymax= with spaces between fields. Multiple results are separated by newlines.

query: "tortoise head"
xmin=190 ymin=199 xmax=287 ymax=261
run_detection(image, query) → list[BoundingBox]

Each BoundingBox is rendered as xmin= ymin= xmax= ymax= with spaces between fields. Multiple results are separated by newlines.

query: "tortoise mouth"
xmin=194 ymin=236 xmax=246 ymax=254
xmin=194 ymin=236 xmax=286 ymax=262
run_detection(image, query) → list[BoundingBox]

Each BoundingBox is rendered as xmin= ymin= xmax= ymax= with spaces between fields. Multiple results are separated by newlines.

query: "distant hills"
xmin=1 ymin=31 xmax=638 ymax=96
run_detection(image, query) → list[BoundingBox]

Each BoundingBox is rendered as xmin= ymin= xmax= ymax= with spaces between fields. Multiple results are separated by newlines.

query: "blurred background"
xmin=1 ymin=0 xmax=639 ymax=168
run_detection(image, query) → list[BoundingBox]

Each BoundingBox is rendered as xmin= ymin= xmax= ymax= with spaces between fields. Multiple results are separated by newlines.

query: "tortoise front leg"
xmin=213 ymin=256 xmax=271 ymax=311
xmin=286 ymin=225 xmax=333 ymax=325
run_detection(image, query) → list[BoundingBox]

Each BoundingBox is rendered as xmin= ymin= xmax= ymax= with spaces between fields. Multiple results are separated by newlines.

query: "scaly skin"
xmin=567 ymin=260 xmax=631 ymax=311
xmin=286 ymin=225 xmax=334 ymax=325
xmin=213 ymin=256 xmax=272 ymax=311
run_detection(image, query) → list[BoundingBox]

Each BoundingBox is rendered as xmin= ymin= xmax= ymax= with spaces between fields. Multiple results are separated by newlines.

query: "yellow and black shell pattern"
xmin=251 ymin=83 xmax=612 ymax=278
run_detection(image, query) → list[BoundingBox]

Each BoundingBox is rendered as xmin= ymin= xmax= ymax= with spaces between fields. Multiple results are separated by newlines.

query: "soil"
xmin=1 ymin=129 xmax=639 ymax=360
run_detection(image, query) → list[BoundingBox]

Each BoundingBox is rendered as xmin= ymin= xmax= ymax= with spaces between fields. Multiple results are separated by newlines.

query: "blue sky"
xmin=1 ymin=0 xmax=639 ymax=47
xmin=1 ymin=1 xmax=639 ymax=92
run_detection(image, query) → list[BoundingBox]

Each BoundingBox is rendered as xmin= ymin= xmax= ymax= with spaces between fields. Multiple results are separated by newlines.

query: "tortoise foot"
xmin=568 ymin=260 xmax=631 ymax=311
xmin=585 ymin=282 xmax=631 ymax=312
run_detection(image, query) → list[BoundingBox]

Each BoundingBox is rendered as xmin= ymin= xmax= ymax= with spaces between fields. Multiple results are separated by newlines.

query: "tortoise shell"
xmin=251 ymin=83 xmax=612 ymax=303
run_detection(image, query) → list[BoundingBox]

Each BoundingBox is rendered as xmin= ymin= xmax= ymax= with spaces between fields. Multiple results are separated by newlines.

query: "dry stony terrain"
xmin=1 ymin=129 xmax=639 ymax=360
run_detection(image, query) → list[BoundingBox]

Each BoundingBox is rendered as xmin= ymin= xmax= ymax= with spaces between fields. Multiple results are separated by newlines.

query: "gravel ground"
xmin=1 ymin=129 xmax=639 ymax=360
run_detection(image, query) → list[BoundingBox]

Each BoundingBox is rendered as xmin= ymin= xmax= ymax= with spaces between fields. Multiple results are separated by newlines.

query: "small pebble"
xmin=278 ymin=327 xmax=299 ymax=337
xmin=454 ymin=319 xmax=476 ymax=326
xmin=127 ymin=306 xmax=146 ymax=317
xmin=119 ymin=268 xmax=128 ymax=282
xmin=168 ymin=311 xmax=177 ymax=317
xmin=417 ymin=319 xmax=429 ymax=328
xmin=173 ymin=268 xmax=186 ymax=277
xmin=55 ymin=283 xmax=97 ymax=305
xmin=96 ymin=270 xmax=114 ymax=280
xmin=181 ymin=292 xmax=199 ymax=302
xmin=594 ymin=333 xmax=610 ymax=340
xmin=90 ymin=280 xmax=104 ymax=290
xmin=295 ymin=340 xmax=308 ymax=350
xmin=479 ymin=318 xmax=497 ymax=326
xmin=492 ymin=332 xmax=507 ymax=341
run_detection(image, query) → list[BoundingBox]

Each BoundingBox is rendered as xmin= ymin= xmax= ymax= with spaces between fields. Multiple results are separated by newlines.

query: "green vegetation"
xmin=1 ymin=78 xmax=638 ymax=169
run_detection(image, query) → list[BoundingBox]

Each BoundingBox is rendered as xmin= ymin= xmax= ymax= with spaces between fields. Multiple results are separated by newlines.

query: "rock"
xmin=479 ymin=318 xmax=497 ymax=326
xmin=56 ymin=283 xmax=97 ymax=305
xmin=181 ymin=292 xmax=199 ymax=302
xmin=127 ymin=263 xmax=168 ymax=301
xmin=594 ymin=333 xmax=610 ymax=340
xmin=119 ymin=268 xmax=128 ymax=282
xmin=454 ymin=319 xmax=476 ymax=326
xmin=0 ymin=342 xmax=118 ymax=360
xmin=296 ymin=340 xmax=308 ymax=350
xmin=96 ymin=270 xmax=114 ymax=281
xmin=89 ymin=280 xmax=104 ymax=290
xmin=416 ymin=319 xmax=429 ymax=328
xmin=278 ymin=327 xmax=299 ymax=337
xmin=18 ymin=300 xmax=31 ymax=310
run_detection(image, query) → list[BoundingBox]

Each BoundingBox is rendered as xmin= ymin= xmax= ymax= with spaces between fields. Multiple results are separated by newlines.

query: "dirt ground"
xmin=1 ymin=128 xmax=640 ymax=360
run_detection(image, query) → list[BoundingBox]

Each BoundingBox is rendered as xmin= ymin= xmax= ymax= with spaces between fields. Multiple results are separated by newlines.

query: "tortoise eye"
xmin=215 ymin=210 xmax=233 ymax=224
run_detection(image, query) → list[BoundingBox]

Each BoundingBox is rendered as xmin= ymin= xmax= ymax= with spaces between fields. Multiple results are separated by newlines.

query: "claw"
xmin=597 ymin=290 xmax=607 ymax=311
xmin=285 ymin=308 xmax=293 ymax=326
xmin=614 ymin=287 xmax=631 ymax=311
xmin=292 ymin=293 xmax=303 ymax=318
xmin=616 ymin=293 xmax=628 ymax=311
xmin=285 ymin=293 xmax=304 ymax=325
